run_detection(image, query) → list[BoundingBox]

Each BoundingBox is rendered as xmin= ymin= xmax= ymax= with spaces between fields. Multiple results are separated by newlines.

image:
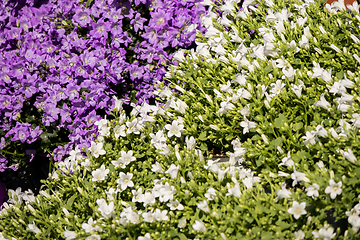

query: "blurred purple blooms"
xmin=0 ymin=0 xmax=208 ymax=170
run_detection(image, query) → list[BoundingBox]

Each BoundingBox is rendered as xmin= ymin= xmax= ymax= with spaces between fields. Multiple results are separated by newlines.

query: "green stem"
xmin=0 ymin=149 xmax=25 ymax=157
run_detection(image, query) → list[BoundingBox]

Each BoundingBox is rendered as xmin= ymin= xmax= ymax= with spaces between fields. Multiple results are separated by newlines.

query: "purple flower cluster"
xmin=0 ymin=0 xmax=208 ymax=170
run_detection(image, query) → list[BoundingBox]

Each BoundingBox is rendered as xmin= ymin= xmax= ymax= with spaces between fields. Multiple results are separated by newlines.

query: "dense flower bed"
xmin=0 ymin=0 xmax=207 ymax=172
xmin=2 ymin=0 xmax=360 ymax=239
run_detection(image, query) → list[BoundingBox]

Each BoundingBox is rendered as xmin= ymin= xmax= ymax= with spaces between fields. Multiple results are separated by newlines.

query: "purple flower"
xmin=25 ymin=149 xmax=36 ymax=162
xmin=0 ymin=95 xmax=12 ymax=110
xmin=0 ymin=158 xmax=8 ymax=173
xmin=73 ymin=8 xmax=92 ymax=27
xmin=0 ymin=137 xmax=6 ymax=149
xmin=90 ymin=19 xmax=111 ymax=39
xmin=130 ymin=13 xmax=147 ymax=32
xmin=149 ymin=9 xmax=170 ymax=29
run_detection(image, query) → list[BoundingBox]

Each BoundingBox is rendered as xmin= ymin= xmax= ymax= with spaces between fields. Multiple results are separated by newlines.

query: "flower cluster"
xmin=0 ymin=0 xmax=207 ymax=171
xmin=3 ymin=0 xmax=360 ymax=239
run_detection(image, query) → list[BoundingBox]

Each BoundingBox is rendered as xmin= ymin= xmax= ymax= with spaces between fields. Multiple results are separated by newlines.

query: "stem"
xmin=0 ymin=149 xmax=25 ymax=157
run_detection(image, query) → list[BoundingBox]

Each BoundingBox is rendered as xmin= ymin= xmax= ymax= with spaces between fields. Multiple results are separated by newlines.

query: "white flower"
xmin=159 ymin=182 xmax=176 ymax=202
xmin=226 ymin=182 xmax=241 ymax=198
xmin=240 ymin=117 xmax=256 ymax=134
xmin=270 ymin=80 xmax=285 ymax=95
xmin=314 ymin=93 xmax=331 ymax=110
xmin=236 ymin=88 xmax=252 ymax=100
xmin=120 ymin=206 xmax=140 ymax=224
xmin=192 ymin=220 xmax=206 ymax=232
xmin=142 ymin=210 xmax=155 ymax=223
xmin=142 ymin=191 xmax=156 ymax=207
xmin=150 ymin=130 xmax=167 ymax=149
xmin=96 ymin=198 xmax=115 ymax=219
xmin=114 ymin=125 xmax=126 ymax=138
xmin=112 ymin=150 xmax=136 ymax=168
xmin=138 ymin=233 xmax=152 ymax=240
xmin=276 ymin=182 xmax=292 ymax=200
xmin=172 ymin=99 xmax=188 ymax=114
xmin=126 ymin=118 xmax=142 ymax=134
xmin=67 ymin=146 xmax=83 ymax=161
xmin=167 ymin=199 xmax=184 ymax=210
xmin=105 ymin=187 xmax=118 ymax=201
xmin=306 ymin=183 xmax=320 ymax=198
xmin=27 ymin=221 xmax=41 ymax=234
xmin=117 ymin=172 xmax=134 ymax=191
xmin=283 ymin=66 xmax=296 ymax=80
xmin=220 ymin=81 xmax=233 ymax=94
xmin=291 ymin=84 xmax=303 ymax=98
xmin=291 ymin=168 xmax=309 ymax=187
xmin=197 ymin=200 xmax=209 ymax=212
xmin=81 ymin=158 xmax=92 ymax=171
xmin=302 ymin=131 xmax=317 ymax=145
xmin=89 ymin=142 xmax=106 ymax=158
xmin=85 ymin=235 xmax=101 ymax=240
xmin=294 ymin=230 xmax=305 ymax=240
xmin=185 ymin=136 xmax=196 ymax=150
xmin=131 ymin=188 xmax=143 ymax=203
xmin=151 ymin=162 xmax=164 ymax=173
xmin=341 ymin=148 xmax=357 ymax=163
xmin=279 ymin=151 xmax=294 ymax=167
xmin=178 ymin=217 xmax=187 ymax=228
xmin=154 ymin=209 xmax=168 ymax=221
xmin=287 ymin=201 xmax=307 ymax=219
xmin=164 ymin=120 xmax=184 ymax=138
xmin=92 ymin=164 xmax=109 ymax=182
xmin=325 ymin=179 xmax=342 ymax=199
xmin=312 ymin=225 xmax=336 ymax=239
xmin=63 ymin=227 xmax=77 ymax=240
xmin=218 ymin=101 xmax=235 ymax=115
xmin=232 ymin=73 xmax=247 ymax=86
xmin=165 ymin=164 xmax=180 ymax=179
xmin=205 ymin=187 xmax=217 ymax=201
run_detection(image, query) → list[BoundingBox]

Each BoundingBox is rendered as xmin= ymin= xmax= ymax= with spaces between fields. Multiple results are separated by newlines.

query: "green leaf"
xmin=274 ymin=114 xmax=287 ymax=129
xmin=178 ymin=233 xmax=187 ymax=240
xmin=66 ymin=194 xmax=77 ymax=208
xmin=271 ymin=138 xmax=283 ymax=148
xmin=336 ymin=71 xmax=344 ymax=79
xmin=200 ymin=143 xmax=208 ymax=151
xmin=198 ymin=131 xmax=207 ymax=141
xmin=105 ymin=143 xmax=112 ymax=151
xmin=264 ymin=65 xmax=273 ymax=75
xmin=292 ymin=122 xmax=303 ymax=131
xmin=85 ymin=0 xmax=94 ymax=8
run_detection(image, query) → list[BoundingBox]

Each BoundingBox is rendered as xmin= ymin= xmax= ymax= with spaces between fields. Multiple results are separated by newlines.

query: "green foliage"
xmin=2 ymin=0 xmax=360 ymax=239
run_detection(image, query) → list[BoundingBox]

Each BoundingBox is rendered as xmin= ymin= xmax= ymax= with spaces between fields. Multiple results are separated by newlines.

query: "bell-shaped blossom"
xmin=154 ymin=209 xmax=168 ymax=221
xmin=96 ymin=198 xmax=115 ymax=219
xmin=240 ymin=117 xmax=256 ymax=134
xmin=205 ymin=187 xmax=217 ymax=201
xmin=287 ymin=201 xmax=307 ymax=219
xmin=312 ymin=225 xmax=336 ymax=239
xmin=164 ymin=120 xmax=184 ymax=138
xmin=306 ymin=183 xmax=320 ymax=198
xmin=92 ymin=164 xmax=109 ymax=182
xmin=27 ymin=221 xmax=41 ymax=234
xmin=165 ymin=164 xmax=179 ymax=179
xmin=325 ymin=179 xmax=342 ymax=199
xmin=341 ymin=148 xmax=357 ymax=163
xmin=167 ymin=199 xmax=184 ymax=211
xmin=197 ymin=200 xmax=209 ymax=212
xmin=226 ymin=182 xmax=241 ymax=198
xmin=276 ymin=182 xmax=292 ymax=201
xmin=192 ymin=220 xmax=206 ymax=232
xmin=89 ymin=142 xmax=106 ymax=158
xmin=117 ymin=172 xmax=134 ymax=191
